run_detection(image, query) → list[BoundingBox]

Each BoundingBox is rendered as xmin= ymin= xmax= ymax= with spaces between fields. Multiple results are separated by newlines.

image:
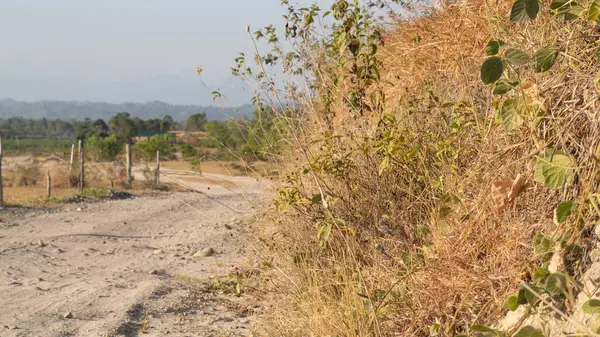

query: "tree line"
xmin=0 ymin=112 xmax=210 ymax=140
xmin=0 ymin=109 xmax=288 ymax=163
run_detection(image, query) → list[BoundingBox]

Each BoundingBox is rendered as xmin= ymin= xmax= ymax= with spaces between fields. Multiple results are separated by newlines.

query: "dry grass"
xmin=3 ymin=187 xmax=77 ymax=205
xmin=252 ymin=0 xmax=600 ymax=336
xmin=0 ymin=154 xmax=185 ymax=205
xmin=161 ymin=160 xmax=271 ymax=177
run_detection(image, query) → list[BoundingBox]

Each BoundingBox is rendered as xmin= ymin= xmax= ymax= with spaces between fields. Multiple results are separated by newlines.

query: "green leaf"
xmin=533 ymin=47 xmax=559 ymax=73
xmin=551 ymin=0 xmax=573 ymax=10
xmin=514 ymin=326 xmax=545 ymax=337
xmin=533 ymin=263 xmax=550 ymax=282
xmin=519 ymin=283 xmax=541 ymax=306
xmin=582 ymin=299 xmax=600 ymax=314
xmin=317 ymin=221 xmax=332 ymax=243
xmin=510 ymin=0 xmax=540 ymax=21
xmin=543 ymin=272 xmax=567 ymax=296
xmin=506 ymin=294 xmax=520 ymax=311
xmin=505 ymin=48 xmax=531 ymax=66
xmin=555 ymin=201 xmax=576 ymax=223
xmin=493 ymin=80 xmax=515 ymax=95
xmin=534 ymin=234 xmax=554 ymax=255
xmin=311 ymin=194 xmax=322 ymax=204
xmin=486 ymin=40 xmax=506 ymax=55
xmin=497 ymin=97 xmax=526 ymax=130
xmin=589 ymin=1 xmax=600 ymax=21
xmin=481 ymin=56 xmax=504 ymax=84
xmin=534 ymin=149 xmax=576 ymax=189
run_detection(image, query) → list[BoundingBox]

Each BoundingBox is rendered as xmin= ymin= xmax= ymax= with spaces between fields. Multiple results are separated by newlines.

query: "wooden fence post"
xmin=126 ymin=143 xmax=133 ymax=185
xmin=69 ymin=144 xmax=75 ymax=188
xmin=0 ymin=134 xmax=3 ymax=205
xmin=78 ymin=139 xmax=84 ymax=193
xmin=155 ymin=150 xmax=160 ymax=185
xmin=47 ymin=169 xmax=51 ymax=198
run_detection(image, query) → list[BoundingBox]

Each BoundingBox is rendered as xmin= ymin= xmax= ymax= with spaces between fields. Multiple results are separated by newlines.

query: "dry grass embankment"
xmin=253 ymin=0 xmax=600 ymax=335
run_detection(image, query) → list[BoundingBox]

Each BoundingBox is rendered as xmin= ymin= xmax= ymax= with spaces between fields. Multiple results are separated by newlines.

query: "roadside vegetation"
xmin=235 ymin=0 xmax=600 ymax=335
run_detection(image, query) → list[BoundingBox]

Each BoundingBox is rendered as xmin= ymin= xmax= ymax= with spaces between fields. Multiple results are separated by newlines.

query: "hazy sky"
xmin=0 ymin=0 xmax=322 ymax=105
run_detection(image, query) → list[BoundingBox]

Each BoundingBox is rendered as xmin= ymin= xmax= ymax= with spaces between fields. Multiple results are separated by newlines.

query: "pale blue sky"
xmin=0 ymin=0 xmax=324 ymax=105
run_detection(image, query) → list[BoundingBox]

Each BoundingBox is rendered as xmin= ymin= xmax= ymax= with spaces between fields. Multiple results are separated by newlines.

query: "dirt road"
xmin=0 ymin=173 xmax=269 ymax=337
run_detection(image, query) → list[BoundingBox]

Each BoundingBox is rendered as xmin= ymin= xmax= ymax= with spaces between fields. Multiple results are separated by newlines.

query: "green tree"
xmin=108 ymin=112 xmax=137 ymax=142
xmin=144 ymin=118 xmax=162 ymax=132
xmin=93 ymin=119 xmax=110 ymax=138
xmin=74 ymin=118 xmax=94 ymax=140
xmin=161 ymin=115 xmax=175 ymax=132
xmin=185 ymin=113 xmax=207 ymax=131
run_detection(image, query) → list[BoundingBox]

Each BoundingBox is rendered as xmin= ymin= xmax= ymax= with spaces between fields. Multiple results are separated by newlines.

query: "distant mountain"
xmin=0 ymin=71 xmax=253 ymax=107
xmin=0 ymin=98 xmax=255 ymax=121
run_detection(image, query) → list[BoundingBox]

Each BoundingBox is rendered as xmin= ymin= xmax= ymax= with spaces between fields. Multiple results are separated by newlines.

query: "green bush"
xmin=135 ymin=134 xmax=174 ymax=161
xmin=86 ymin=134 xmax=124 ymax=161
xmin=179 ymin=144 xmax=198 ymax=160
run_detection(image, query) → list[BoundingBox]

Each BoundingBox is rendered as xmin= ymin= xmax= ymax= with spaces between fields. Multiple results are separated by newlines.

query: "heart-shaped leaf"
xmin=543 ymin=272 xmax=567 ymax=296
xmin=497 ymin=97 xmax=526 ymax=130
xmin=534 ymin=148 xmax=576 ymax=189
xmin=582 ymin=299 xmax=600 ymax=314
xmin=511 ymin=0 xmax=540 ymax=21
xmin=505 ymin=48 xmax=531 ymax=66
xmin=486 ymin=40 xmax=506 ymax=56
xmin=514 ymin=326 xmax=545 ymax=337
xmin=555 ymin=200 xmax=576 ymax=223
xmin=534 ymin=234 xmax=554 ymax=255
xmin=481 ymin=56 xmax=504 ymax=84
xmin=533 ymin=47 xmax=559 ymax=73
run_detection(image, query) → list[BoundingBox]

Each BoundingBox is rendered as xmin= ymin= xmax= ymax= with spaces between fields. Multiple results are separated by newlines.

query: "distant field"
xmin=3 ymin=139 xmax=73 ymax=156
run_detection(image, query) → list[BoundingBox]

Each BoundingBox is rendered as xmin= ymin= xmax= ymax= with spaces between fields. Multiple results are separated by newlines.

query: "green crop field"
xmin=3 ymin=139 xmax=74 ymax=156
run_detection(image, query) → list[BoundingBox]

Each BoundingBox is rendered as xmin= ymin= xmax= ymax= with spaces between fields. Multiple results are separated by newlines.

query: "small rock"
xmin=55 ymin=248 xmax=65 ymax=254
xmin=153 ymin=249 xmax=164 ymax=255
xmin=76 ymin=207 xmax=82 ymax=212
xmin=38 ymin=240 xmax=47 ymax=247
xmin=220 ymin=316 xmax=234 ymax=323
xmin=149 ymin=269 xmax=159 ymax=275
xmin=224 ymin=224 xmax=233 ymax=230
xmin=63 ymin=311 xmax=73 ymax=319
xmin=193 ymin=247 xmax=215 ymax=258
xmin=595 ymin=225 xmax=600 ymax=240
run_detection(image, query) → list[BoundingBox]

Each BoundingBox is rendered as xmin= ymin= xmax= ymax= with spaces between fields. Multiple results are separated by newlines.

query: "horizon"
xmin=0 ymin=96 xmax=254 ymax=108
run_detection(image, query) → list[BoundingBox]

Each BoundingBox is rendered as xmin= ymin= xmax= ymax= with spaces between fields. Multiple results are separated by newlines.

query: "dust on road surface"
xmin=0 ymin=173 xmax=270 ymax=337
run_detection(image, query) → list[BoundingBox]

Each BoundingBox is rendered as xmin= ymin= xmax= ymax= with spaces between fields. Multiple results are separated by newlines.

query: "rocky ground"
xmin=0 ymin=173 xmax=270 ymax=337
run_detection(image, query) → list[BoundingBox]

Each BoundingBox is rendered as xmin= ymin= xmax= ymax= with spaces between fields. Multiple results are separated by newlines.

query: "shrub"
xmin=135 ymin=134 xmax=174 ymax=161
xmin=86 ymin=134 xmax=124 ymax=162
xmin=179 ymin=144 xmax=198 ymax=160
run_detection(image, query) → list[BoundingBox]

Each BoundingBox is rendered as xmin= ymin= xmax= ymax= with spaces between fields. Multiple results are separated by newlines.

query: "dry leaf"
xmin=491 ymin=174 xmax=526 ymax=211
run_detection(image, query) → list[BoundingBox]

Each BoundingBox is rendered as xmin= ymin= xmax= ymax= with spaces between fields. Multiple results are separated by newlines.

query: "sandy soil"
xmin=0 ymin=173 xmax=270 ymax=337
